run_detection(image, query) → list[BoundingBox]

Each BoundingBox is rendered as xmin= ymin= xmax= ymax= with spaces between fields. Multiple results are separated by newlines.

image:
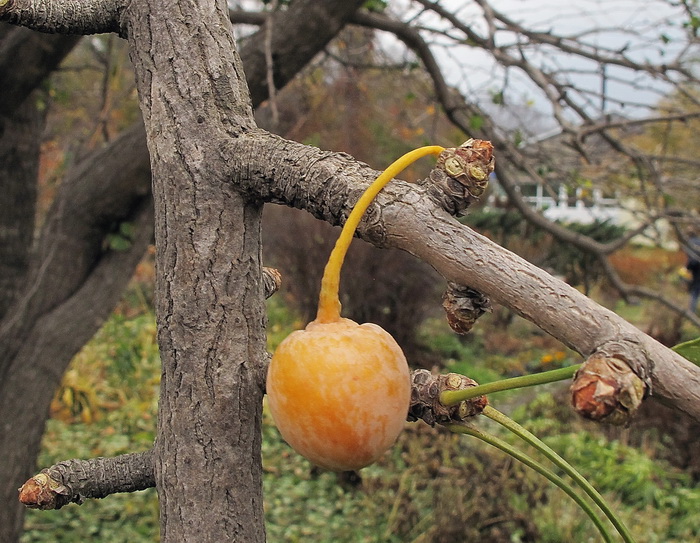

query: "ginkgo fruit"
xmin=266 ymin=146 xmax=444 ymax=471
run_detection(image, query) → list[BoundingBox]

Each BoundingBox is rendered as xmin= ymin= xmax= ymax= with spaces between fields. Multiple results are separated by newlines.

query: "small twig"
xmin=264 ymin=0 xmax=279 ymax=131
xmin=18 ymin=451 xmax=154 ymax=510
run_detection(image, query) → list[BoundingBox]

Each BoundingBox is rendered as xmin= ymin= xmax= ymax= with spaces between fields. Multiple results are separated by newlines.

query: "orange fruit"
xmin=266 ymin=318 xmax=411 ymax=471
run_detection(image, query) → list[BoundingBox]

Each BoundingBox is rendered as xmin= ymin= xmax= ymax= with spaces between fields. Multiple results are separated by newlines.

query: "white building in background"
xmin=517 ymin=184 xmax=621 ymax=225
xmin=483 ymin=114 xmax=681 ymax=248
xmin=487 ymin=179 xmax=677 ymax=248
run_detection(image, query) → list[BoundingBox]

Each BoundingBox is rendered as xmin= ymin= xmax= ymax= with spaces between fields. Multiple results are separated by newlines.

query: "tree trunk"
xmin=0 ymin=199 xmax=153 ymax=541
xmin=0 ymin=123 xmax=153 ymax=542
xmin=123 ymin=0 xmax=267 ymax=539
xmin=0 ymin=96 xmax=39 ymax=319
xmin=0 ymin=93 xmax=43 ymax=543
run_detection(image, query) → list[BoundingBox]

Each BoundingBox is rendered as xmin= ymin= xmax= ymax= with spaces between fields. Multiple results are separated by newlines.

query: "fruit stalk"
xmin=316 ymin=145 xmax=445 ymax=323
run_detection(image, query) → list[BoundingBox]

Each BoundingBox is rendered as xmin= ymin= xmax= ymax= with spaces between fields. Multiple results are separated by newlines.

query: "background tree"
xmin=2 ymin=0 xmax=700 ymax=542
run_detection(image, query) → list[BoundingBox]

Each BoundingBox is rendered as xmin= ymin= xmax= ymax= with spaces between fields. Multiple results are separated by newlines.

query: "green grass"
xmin=23 ymin=309 xmax=161 ymax=543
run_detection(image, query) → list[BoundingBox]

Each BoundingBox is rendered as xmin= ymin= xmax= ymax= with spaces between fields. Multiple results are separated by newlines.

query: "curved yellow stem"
xmin=315 ymin=145 xmax=445 ymax=323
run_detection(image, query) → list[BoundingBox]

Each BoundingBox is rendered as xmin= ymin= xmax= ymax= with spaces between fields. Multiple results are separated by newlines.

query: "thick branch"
xmin=19 ymin=451 xmax=154 ymax=509
xmin=229 ymin=130 xmax=700 ymax=421
xmin=0 ymin=0 xmax=123 ymax=36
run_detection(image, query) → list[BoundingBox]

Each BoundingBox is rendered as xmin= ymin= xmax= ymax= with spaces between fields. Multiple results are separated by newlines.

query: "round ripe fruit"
xmin=266 ymin=317 xmax=411 ymax=472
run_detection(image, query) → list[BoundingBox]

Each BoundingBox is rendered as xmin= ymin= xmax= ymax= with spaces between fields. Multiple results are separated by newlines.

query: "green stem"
xmin=440 ymin=365 xmax=581 ymax=406
xmin=448 ymin=423 xmax=615 ymax=543
xmin=483 ymin=406 xmax=635 ymax=543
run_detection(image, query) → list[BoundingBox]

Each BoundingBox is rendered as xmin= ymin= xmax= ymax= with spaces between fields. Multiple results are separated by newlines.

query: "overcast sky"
xmin=386 ymin=0 xmax=699 ymax=132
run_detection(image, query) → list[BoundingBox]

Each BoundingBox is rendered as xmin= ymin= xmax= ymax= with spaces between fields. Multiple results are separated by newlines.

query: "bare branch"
xmin=19 ymin=451 xmax=154 ymax=510
xmin=353 ymin=5 xmax=698 ymax=327
xmin=228 ymin=130 xmax=700 ymax=420
xmin=0 ymin=0 xmax=124 ymax=36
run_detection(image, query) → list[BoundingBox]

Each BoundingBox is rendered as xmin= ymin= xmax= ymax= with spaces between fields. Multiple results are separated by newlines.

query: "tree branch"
xmin=228 ymin=129 xmax=700 ymax=421
xmin=0 ymin=120 xmax=152 ymax=371
xmin=19 ymin=451 xmax=154 ymax=509
xmin=0 ymin=0 xmax=124 ymax=36
xmin=352 ymin=7 xmax=698 ymax=328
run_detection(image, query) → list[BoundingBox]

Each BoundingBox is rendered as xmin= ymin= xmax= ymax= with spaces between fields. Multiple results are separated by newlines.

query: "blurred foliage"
xmin=263 ymin=415 xmax=543 ymax=543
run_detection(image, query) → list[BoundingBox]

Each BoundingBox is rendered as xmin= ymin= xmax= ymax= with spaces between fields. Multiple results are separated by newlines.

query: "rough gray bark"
xmin=121 ymin=0 xmax=268 ymax=539
xmin=0 ymin=0 xmax=121 ymax=35
xmin=19 ymin=451 xmax=155 ymax=509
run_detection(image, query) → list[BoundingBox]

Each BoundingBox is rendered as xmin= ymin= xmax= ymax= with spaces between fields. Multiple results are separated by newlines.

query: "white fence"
xmin=496 ymin=183 xmax=677 ymax=248
xmin=518 ymin=185 xmax=621 ymax=225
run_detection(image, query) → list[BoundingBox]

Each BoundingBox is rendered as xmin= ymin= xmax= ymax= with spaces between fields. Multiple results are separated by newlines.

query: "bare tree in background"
xmin=1 ymin=0 xmax=700 ymax=541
